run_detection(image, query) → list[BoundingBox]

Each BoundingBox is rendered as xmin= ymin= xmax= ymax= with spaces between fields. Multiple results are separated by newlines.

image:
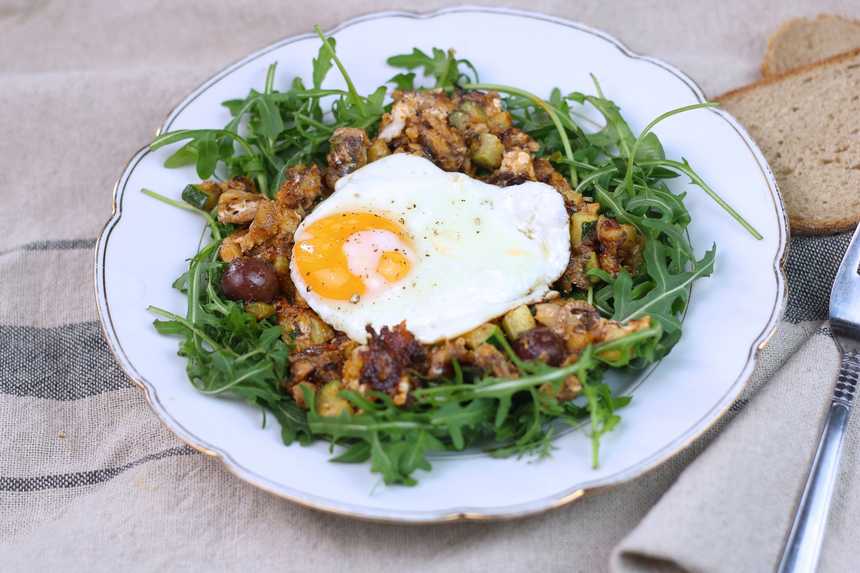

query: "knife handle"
xmin=777 ymin=350 xmax=858 ymax=573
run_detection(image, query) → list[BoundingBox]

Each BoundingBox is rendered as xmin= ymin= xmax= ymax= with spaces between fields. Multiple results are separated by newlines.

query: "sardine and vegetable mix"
xmin=145 ymin=29 xmax=759 ymax=485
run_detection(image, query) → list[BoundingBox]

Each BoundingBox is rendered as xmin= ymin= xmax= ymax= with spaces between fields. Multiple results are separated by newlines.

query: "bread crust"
xmin=761 ymin=16 xmax=805 ymax=78
xmin=791 ymin=218 xmax=857 ymax=236
xmin=761 ymin=14 xmax=860 ymax=77
xmin=719 ymin=47 xmax=860 ymax=235
xmin=720 ymin=46 xmax=860 ymax=102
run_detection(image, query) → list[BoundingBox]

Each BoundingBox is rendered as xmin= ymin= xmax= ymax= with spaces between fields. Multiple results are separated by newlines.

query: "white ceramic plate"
xmin=96 ymin=7 xmax=787 ymax=522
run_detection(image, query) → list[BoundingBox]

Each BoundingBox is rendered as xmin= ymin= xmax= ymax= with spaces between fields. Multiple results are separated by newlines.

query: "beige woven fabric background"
xmin=2 ymin=1 xmax=859 ymax=571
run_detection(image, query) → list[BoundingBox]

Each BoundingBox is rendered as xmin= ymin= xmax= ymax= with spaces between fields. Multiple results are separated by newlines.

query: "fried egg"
xmin=290 ymin=153 xmax=570 ymax=343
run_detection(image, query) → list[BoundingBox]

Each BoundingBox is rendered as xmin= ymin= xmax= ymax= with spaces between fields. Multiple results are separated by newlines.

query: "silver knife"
xmin=778 ymin=224 xmax=860 ymax=573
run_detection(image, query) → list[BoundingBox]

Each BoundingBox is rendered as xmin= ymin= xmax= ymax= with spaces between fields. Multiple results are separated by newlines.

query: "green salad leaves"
xmin=144 ymin=30 xmax=760 ymax=485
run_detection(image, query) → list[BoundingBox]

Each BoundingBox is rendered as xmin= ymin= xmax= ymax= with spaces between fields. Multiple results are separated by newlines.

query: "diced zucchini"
xmin=245 ymin=302 xmax=275 ymax=320
xmin=448 ymin=110 xmax=469 ymax=131
xmin=471 ymin=133 xmax=504 ymax=170
xmin=487 ymin=111 xmax=513 ymax=132
xmin=579 ymin=202 xmax=600 ymax=216
xmin=368 ymin=139 xmax=390 ymax=162
xmin=317 ymin=381 xmax=353 ymax=417
xmin=581 ymin=221 xmax=598 ymax=244
xmin=279 ymin=308 xmax=335 ymax=350
xmin=463 ymin=323 xmax=498 ymax=349
xmin=307 ymin=314 xmax=334 ymax=345
xmin=182 ymin=184 xmax=208 ymax=210
xmin=585 ymin=251 xmax=602 ymax=285
xmin=502 ymin=305 xmax=536 ymax=340
xmin=182 ymin=182 xmax=221 ymax=211
xmin=571 ymin=212 xmax=599 ymax=247
xmin=459 ymin=100 xmax=487 ymax=123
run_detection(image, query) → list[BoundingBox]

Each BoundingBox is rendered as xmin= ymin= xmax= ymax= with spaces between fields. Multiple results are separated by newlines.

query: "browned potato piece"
xmin=368 ymin=139 xmax=390 ymax=162
xmin=502 ymin=305 xmax=536 ymax=340
xmin=463 ymin=323 xmax=497 ymax=350
xmin=317 ymin=381 xmax=353 ymax=417
xmin=278 ymin=304 xmax=335 ymax=351
xmin=487 ymin=111 xmax=513 ymax=133
xmin=245 ymin=302 xmax=275 ymax=320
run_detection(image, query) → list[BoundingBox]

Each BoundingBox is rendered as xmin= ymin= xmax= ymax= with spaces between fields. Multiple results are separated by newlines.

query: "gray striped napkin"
xmin=3 ymin=1 xmax=859 ymax=572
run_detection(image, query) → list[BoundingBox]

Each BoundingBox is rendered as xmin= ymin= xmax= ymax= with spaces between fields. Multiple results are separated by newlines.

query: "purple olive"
xmin=512 ymin=327 xmax=566 ymax=366
xmin=221 ymin=257 xmax=280 ymax=302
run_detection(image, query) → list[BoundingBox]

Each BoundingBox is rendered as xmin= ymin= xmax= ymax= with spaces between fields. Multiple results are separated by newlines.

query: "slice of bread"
xmin=718 ymin=48 xmax=860 ymax=235
xmin=762 ymin=14 xmax=860 ymax=76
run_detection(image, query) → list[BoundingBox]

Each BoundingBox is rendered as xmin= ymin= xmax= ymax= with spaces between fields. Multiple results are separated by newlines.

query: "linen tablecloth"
xmin=2 ymin=1 xmax=859 ymax=571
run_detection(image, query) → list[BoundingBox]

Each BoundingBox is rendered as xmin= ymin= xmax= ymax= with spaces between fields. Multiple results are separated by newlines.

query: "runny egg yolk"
xmin=292 ymin=212 xmax=414 ymax=301
xmin=376 ymin=250 xmax=411 ymax=283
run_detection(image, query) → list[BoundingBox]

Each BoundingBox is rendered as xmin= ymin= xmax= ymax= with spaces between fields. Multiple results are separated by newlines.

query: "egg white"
xmin=290 ymin=154 xmax=570 ymax=343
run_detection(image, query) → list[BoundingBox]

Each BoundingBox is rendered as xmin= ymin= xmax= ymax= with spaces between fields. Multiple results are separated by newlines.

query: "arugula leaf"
xmin=640 ymin=159 xmax=762 ymax=239
xmin=387 ymin=47 xmax=478 ymax=89
xmin=429 ymin=400 xmax=494 ymax=450
xmin=194 ymin=134 xmax=219 ymax=179
xmin=255 ymin=95 xmax=285 ymax=139
xmin=330 ymin=441 xmax=371 ymax=463
xmin=265 ymin=397 xmax=312 ymax=445
xmin=314 ymin=26 xmax=366 ymax=116
xmin=163 ymin=141 xmax=198 ymax=168
xmin=567 ymin=91 xmax=636 ymax=157
xmin=581 ymin=379 xmax=631 ymax=468
xmin=611 ymin=242 xmax=716 ymax=333
xmin=387 ymin=72 xmax=416 ymax=91
xmin=636 ymin=132 xmax=665 ymax=162
xmin=312 ymin=36 xmax=336 ymax=88
xmin=387 ymin=48 xmax=449 ymax=86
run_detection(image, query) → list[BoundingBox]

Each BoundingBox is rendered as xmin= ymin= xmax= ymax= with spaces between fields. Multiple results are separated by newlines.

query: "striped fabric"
xmin=3 ymin=2 xmax=859 ymax=572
